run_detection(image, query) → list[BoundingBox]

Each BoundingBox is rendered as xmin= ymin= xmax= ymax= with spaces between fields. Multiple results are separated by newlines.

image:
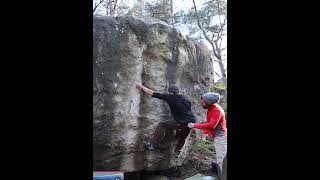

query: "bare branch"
xmin=214 ymin=71 xmax=222 ymax=78
xmin=216 ymin=23 xmax=226 ymax=41
xmin=214 ymin=26 xmax=226 ymax=44
xmin=216 ymin=0 xmax=223 ymax=31
xmin=215 ymin=18 xmax=227 ymax=41
xmin=214 ymin=41 xmax=221 ymax=56
xmin=220 ymin=18 xmax=227 ymax=30
xmin=219 ymin=37 xmax=223 ymax=49
xmin=211 ymin=31 xmax=215 ymax=42
xmin=110 ymin=0 xmax=118 ymax=16
xmin=113 ymin=0 xmax=118 ymax=11
xmin=93 ymin=0 xmax=105 ymax=13
xmin=192 ymin=0 xmax=220 ymax=60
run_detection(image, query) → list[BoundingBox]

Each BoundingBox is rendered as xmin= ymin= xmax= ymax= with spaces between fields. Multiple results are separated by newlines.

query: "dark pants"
xmin=151 ymin=120 xmax=191 ymax=153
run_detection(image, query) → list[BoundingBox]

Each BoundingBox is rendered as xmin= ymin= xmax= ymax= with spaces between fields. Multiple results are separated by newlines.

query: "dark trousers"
xmin=151 ymin=120 xmax=191 ymax=153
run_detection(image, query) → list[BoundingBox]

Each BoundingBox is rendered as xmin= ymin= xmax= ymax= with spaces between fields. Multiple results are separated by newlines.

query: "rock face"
xmin=93 ymin=16 xmax=214 ymax=172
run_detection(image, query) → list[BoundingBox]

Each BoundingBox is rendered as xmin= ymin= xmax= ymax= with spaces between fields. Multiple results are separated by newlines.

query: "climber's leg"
xmin=175 ymin=125 xmax=191 ymax=153
xmin=150 ymin=120 xmax=180 ymax=148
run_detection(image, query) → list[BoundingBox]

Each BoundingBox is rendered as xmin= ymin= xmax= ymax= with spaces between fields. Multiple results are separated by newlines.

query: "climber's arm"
xmin=136 ymin=84 xmax=154 ymax=96
xmin=136 ymin=84 xmax=170 ymax=101
xmin=188 ymin=110 xmax=221 ymax=130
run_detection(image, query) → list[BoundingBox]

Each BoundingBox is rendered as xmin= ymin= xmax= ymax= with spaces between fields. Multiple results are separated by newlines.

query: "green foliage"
xmin=144 ymin=0 xmax=174 ymax=24
xmin=214 ymin=80 xmax=226 ymax=90
xmin=194 ymin=138 xmax=215 ymax=152
xmin=173 ymin=0 xmax=227 ymax=40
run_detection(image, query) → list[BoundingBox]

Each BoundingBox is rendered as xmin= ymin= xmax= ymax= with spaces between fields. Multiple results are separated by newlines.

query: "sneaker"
xmin=175 ymin=150 xmax=182 ymax=158
xmin=143 ymin=141 xmax=155 ymax=150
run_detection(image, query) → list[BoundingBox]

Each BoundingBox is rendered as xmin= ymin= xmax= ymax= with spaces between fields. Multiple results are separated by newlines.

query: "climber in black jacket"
xmin=136 ymin=83 xmax=196 ymax=157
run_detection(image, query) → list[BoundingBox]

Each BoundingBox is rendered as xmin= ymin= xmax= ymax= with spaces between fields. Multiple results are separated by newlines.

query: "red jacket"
xmin=194 ymin=104 xmax=227 ymax=137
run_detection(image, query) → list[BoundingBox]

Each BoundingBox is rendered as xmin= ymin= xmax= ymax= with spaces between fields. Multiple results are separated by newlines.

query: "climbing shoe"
xmin=143 ymin=141 xmax=155 ymax=150
xmin=175 ymin=150 xmax=182 ymax=158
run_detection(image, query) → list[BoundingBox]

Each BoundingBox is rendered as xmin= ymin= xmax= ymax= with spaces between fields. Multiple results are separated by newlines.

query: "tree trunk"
xmin=109 ymin=0 xmax=118 ymax=16
xmin=212 ymin=44 xmax=227 ymax=87
xmin=218 ymin=58 xmax=227 ymax=86
xmin=192 ymin=0 xmax=227 ymax=90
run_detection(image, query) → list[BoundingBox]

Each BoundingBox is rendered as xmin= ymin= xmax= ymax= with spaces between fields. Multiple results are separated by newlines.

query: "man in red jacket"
xmin=188 ymin=92 xmax=227 ymax=179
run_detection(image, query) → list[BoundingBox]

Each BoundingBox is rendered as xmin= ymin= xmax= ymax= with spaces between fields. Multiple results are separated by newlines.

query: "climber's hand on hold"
xmin=188 ymin=123 xmax=194 ymax=128
xmin=136 ymin=83 xmax=144 ymax=90
xmin=135 ymin=83 xmax=154 ymax=96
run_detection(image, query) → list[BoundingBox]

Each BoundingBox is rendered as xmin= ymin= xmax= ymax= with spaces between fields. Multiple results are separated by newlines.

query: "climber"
xmin=187 ymin=92 xmax=227 ymax=179
xmin=135 ymin=83 xmax=196 ymax=157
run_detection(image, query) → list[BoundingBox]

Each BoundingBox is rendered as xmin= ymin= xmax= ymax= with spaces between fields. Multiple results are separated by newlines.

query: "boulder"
xmin=93 ymin=16 xmax=214 ymax=172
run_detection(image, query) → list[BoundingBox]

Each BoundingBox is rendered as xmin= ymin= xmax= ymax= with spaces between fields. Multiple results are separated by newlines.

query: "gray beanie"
xmin=168 ymin=84 xmax=179 ymax=94
xmin=201 ymin=92 xmax=220 ymax=105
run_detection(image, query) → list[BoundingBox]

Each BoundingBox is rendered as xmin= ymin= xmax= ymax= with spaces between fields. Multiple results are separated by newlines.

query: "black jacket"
xmin=152 ymin=93 xmax=196 ymax=124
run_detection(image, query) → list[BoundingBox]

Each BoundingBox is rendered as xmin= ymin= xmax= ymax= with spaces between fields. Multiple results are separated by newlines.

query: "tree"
xmin=93 ymin=0 xmax=105 ymax=13
xmin=144 ymin=0 xmax=174 ymax=25
xmin=128 ymin=0 xmax=145 ymax=16
xmin=192 ymin=0 xmax=227 ymax=87
xmin=93 ymin=0 xmax=129 ymax=16
xmin=174 ymin=0 xmax=227 ymax=87
xmin=102 ymin=0 xmax=118 ymax=16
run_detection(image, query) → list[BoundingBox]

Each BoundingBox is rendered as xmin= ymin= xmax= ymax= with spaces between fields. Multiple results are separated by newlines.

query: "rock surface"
xmin=93 ymin=16 xmax=214 ymax=172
